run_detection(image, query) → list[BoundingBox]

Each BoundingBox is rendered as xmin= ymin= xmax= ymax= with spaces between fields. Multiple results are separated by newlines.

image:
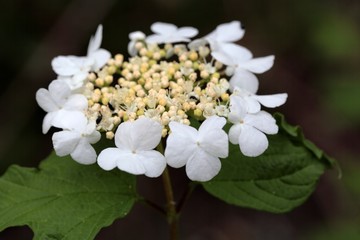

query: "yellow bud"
xmin=123 ymin=112 xmax=129 ymax=121
xmin=106 ymin=131 xmax=115 ymax=140
xmin=189 ymin=51 xmax=198 ymax=61
xmin=200 ymin=70 xmax=209 ymax=79
xmin=221 ymin=93 xmax=230 ymax=102
xmin=101 ymin=97 xmax=109 ymax=105
xmin=194 ymin=108 xmax=203 ymax=117
xmin=158 ymin=98 xmax=167 ymax=106
xmin=161 ymin=128 xmax=168 ymax=137
xmin=95 ymin=78 xmax=104 ymax=87
xmin=88 ymin=73 xmax=96 ymax=82
xmin=105 ymin=75 xmax=113 ymax=85
xmin=107 ymin=66 xmax=116 ymax=75
xmin=146 ymin=50 xmax=153 ymax=58
xmin=137 ymin=109 xmax=144 ymax=116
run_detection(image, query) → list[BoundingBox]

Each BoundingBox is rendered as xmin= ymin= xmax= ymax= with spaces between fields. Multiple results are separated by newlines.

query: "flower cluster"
xmin=36 ymin=21 xmax=287 ymax=181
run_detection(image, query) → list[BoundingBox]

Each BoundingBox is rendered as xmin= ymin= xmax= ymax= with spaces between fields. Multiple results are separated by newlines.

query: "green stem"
xmin=162 ymin=167 xmax=178 ymax=240
xmin=157 ymin=143 xmax=178 ymax=240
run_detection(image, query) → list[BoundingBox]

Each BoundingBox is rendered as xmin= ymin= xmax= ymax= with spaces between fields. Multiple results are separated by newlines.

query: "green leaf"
xmin=0 ymin=152 xmax=137 ymax=239
xmin=202 ymin=113 xmax=335 ymax=213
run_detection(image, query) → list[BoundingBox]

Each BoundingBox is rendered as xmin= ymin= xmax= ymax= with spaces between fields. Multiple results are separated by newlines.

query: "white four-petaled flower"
xmin=35 ymin=80 xmax=88 ymax=134
xmin=165 ymin=116 xmax=229 ymax=182
xmin=228 ymin=99 xmax=278 ymax=157
xmin=52 ymin=111 xmax=101 ymax=164
xmin=97 ymin=118 xmax=166 ymax=177
xmin=146 ymin=22 xmax=198 ymax=44
xmin=52 ymin=24 xmax=111 ymax=90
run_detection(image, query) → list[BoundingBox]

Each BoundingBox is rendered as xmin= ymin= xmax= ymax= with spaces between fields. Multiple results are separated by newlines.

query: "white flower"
xmin=231 ymin=87 xmax=288 ymax=114
xmin=211 ymin=44 xmax=274 ymax=93
xmin=35 ymin=80 xmax=88 ymax=134
xmin=128 ymin=31 xmax=146 ymax=56
xmin=228 ymin=99 xmax=278 ymax=157
xmin=205 ymin=21 xmax=245 ymax=51
xmin=146 ymin=22 xmax=198 ymax=44
xmin=51 ymin=24 xmax=111 ymax=90
xmin=165 ymin=116 xmax=228 ymax=182
xmin=52 ymin=111 xmax=101 ymax=165
xmin=97 ymin=118 xmax=166 ymax=177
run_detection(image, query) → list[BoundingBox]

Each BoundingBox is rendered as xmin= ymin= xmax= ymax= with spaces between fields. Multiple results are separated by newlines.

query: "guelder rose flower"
xmin=146 ymin=22 xmax=198 ymax=44
xmin=231 ymin=87 xmax=288 ymax=114
xmin=35 ymin=80 xmax=88 ymax=134
xmin=165 ymin=116 xmax=229 ymax=182
xmin=228 ymin=100 xmax=278 ymax=157
xmin=52 ymin=111 xmax=101 ymax=164
xmin=97 ymin=118 xmax=166 ymax=177
xmin=52 ymin=24 xmax=111 ymax=90
xmin=212 ymin=44 xmax=274 ymax=93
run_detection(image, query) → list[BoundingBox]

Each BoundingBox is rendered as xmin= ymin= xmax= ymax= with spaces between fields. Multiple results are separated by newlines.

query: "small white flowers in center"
xmin=97 ymin=118 xmax=166 ymax=177
xmin=165 ymin=116 xmax=229 ymax=182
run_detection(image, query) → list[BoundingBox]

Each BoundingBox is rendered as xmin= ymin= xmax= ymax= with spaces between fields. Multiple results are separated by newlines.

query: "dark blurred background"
xmin=0 ymin=0 xmax=359 ymax=239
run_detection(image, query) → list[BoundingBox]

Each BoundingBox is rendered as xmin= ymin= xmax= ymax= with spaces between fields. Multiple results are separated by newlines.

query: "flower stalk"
xmin=162 ymin=167 xmax=178 ymax=240
xmin=158 ymin=142 xmax=179 ymax=240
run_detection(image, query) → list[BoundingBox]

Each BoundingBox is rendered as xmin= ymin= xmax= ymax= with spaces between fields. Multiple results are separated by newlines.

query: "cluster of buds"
xmin=36 ymin=21 xmax=287 ymax=181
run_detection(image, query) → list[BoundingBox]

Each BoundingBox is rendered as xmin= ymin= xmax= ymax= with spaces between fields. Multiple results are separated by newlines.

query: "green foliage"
xmin=203 ymin=113 xmax=335 ymax=213
xmin=0 ymin=153 xmax=137 ymax=240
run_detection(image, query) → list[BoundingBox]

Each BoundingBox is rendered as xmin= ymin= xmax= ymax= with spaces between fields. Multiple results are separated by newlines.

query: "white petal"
xmin=48 ymin=80 xmax=71 ymax=106
xmin=36 ymin=88 xmax=58 ymax=112
xmin=97 ymin=148 xmax=122 ymax=171
xmin=138 ymin=150 xmax=166 ymax=177
xmin=87 ymin=24 xmax=103 ymax=55
xmin=115 ymin=118 xmax=162 ymax=151
xmin=188 ymin=38 xmax=208 ymax=50
xmin=127 ymin=41 xmax=137 ymax=56
xmin=63 ymin=94 xmax=88 ymax=111
xmin=211 ymin=51 xmax=235 ymax=66
xmin=165 ymin=125 xmax=197 ymax=168
xmin=200 ymin=129 xmax=229 ymax=158
xmin=129 ymin=31 xmax=146 ymax=40
xmin=89 ymin=49 xmax=111 ymax=71
xmin=199 ymin=115 xmax=226 ymax=132
xmin=177 ymin=27 xmax=198 ymax=38
xmin=116 ymin=151 xmax=147 ymax=175
xmin=198 ymin=116 xmax=228 ymax=158
xmin=186 ymin=149 xmax=221 ymax=182
xmin=244 ymin=96 xmax=261 ymax=113
xmin=52 ymin=111 xmax=87 ymax=132
xmin=229 ymin=69 xmax=259 ymax=93
xmin=52 ymin=130 xmax=80 ymax=156
xmin=70 ymin=138 xmax=97 ymax=165
xmin=228 ymin=96 xmax=246 ymax=123
xmin=42 ymin=112 xmax=57 ymax=134
xmin=86 ymin=130 xmax=101 ymax=144
xmin=51 ymin=56 xmax=80 ymax=76
xmin=151 ymin=22 xmax=177 ymax=34
xmin=253 ymin=93 xmax=288 ymax=108
xmin=228 ymin=124 xmax=242 ymax=144
xmin=214 ymin=21 xmax=244 ymax=42
xmin=239 ymin=125 xmax=269 ymax=157
xmin=146 ymin=34 xmax=167 ymax=44
xmin=240 ymin=55 xmax=275 ymax=74
xmin=219 ymin=44 xmax=253 ymax=63
xmin=244 ymin=111 xmax=278 ymax=134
